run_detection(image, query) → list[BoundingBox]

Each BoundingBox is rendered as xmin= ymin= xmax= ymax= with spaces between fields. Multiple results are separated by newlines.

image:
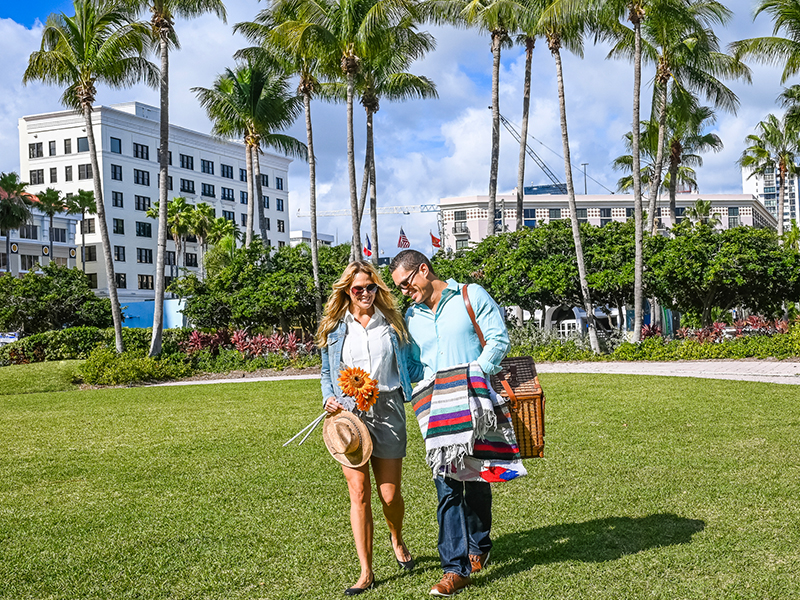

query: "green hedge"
xmin=79 ymin=348 xmax=193 ymax=386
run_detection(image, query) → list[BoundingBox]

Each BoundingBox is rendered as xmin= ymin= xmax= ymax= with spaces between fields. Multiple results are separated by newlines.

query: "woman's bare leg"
xmin=371 ymin=457 xmax=412 ymax=562
xmin=342 ymin=463 xmax=374 ymax=587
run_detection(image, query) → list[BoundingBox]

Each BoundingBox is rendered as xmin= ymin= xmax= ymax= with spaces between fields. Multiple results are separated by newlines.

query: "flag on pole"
xmin=363 ymin=235 xmax=372 ymax=257
xmin=398 ymin=227 xmax=410 ymax=248
xmin=430 ymin=231 xmax=441 ymax=248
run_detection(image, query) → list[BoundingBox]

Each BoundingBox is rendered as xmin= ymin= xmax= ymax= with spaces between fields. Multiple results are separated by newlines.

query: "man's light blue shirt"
xmin=405 ymin=279 xmax=510 ymax=382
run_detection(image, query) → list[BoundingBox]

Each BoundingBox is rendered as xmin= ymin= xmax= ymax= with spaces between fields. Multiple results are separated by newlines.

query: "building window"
xmin=277 ymin=219 xmax=285 ymax=233
xmin=87 ymin=273 xmax=98 ymax=289
xmin=240 ymin=168 xmax=247 ymax=182
xmin=453 ymin=210 xmax=467 ymax=221
xmin=221 ymin=164 xmax=233 ymax=179
xmin=180 ymin=179 xmax=195 ymax=194
xmin=186 ymin=234 xmax=197 ymax=243
xmin=276 ymin=198 xmax=284 ymax=212
xmin=49 ymin=167 xmax=58 ymax=183
xmin=110 ymin=137 xmax=122 ymax=154
xmin=136 ymin=221 xmax=152 ymax=237
xmin=260 ymin=195 xmax=268 ymax=209
xmin=85 ymin=245 xmax=97 ymax=262
xmin=112 ymin=191 xmax=124 ymax=208
xmin=114 ymin=245 xmax=125 ymax=261
xmin=29 ymin=169 xmax=44 ymax=185
xmin=222 ymin=210 xmax=235 ymax=222
xmin=77 ymin=137 xmax=89 ymax=153
xmin=261 ymin=174 xmax=269 ymax=188
xmin=29 ymin=142 xmax=43 ymax=158
xmin=138 ymin=274 xmax=154 ymax=289
xmin=201 ymin=159 xmax=214 ymax=174
xmin=157 ymin=149 xmax=172 ymax=165
xmin=728 ymin=206 xmax=740 ymax=229
xmin=266 ymin=217 xmax=270 ymax=230
xmin=523 ymin=208 xmax=536 ymax=229
xmin=65 ymin=166 xmax=73 ymax=182
xmin=49 ymin=140 xmax=57 ymax=156
xmin=135 ymin=195 xmax=151 ymax=211
xmin=240 ymin=191 xmax=248 ymax=204
xmin=165 ymin=250 xmax=176 ymax=266
xmin=185 ymin=252 xmax=198 ymax=267
xmin=115 ymin=273 xmax=127 ymax=289
xmin=456 ymin=239 xmax=469 ymax=250
xmin=21 ymin=255 xmax=40 ymax=271
xmin=64 ymin=139 xmax=72 ymax=154
xmin=201 ymin=183 xmax=215 ymax=197
xmin=113 ymin=219 xmax=125 ymax=235
xmin=51 ymin=228 xmax=67 ymax=243
xmin=137 ymin=248 xmax=153 ymax=263
xmin=81 ymin=218 xmax=95 ymax=234
xmin=221 ymin=187 xmax=234 ymax=201
xmin=240 ymin=213 xmax=247 ymax=227
xmin=19 ymin=224 xmax=38 ymax=240
xmin=600 ymin=208 xmax=612 ymax=227
xmin=576 ymin=208 xmax=588 ymax=224
xmin=78 ymin=164 xmax=93 ymax=180
xmin=133 ymin=142 xmax=149 ymax=160
xmin=549 ymin=208 xmax=561 ymax=220
xmin=180 ymin=154 xmax=194 ymax=170
xmin=275 ymin=176 xmax=283 ymax=190
xmin=133 ymin=169 xmax=150 ymax=186
xmin=111 ymin=164 xmax=122 ymax=181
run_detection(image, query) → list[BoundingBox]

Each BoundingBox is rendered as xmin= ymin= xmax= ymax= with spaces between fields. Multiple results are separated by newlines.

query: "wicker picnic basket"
xmin=462 ymin=286 xmax=545 ymax=459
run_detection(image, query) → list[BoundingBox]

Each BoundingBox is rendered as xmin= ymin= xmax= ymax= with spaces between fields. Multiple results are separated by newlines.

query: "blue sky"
xmin=0 ymin=1 xmax=790 ymax=252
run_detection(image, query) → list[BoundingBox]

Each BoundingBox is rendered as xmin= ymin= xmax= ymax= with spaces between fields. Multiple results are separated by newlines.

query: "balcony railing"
xmin=452 ymin=222 xmax=469 ymax=235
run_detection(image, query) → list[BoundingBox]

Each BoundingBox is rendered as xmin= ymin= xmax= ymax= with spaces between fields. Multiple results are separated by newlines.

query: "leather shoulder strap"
xmin=461 ymin=284 xmax=486 ymax=348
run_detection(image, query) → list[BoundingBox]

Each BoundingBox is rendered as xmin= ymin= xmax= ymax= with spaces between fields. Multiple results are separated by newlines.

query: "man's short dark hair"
xmin=389 ymin=249 xmax=435 ymax=275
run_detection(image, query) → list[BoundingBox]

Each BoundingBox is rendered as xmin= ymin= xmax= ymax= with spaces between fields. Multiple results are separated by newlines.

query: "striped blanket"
xmin=412 ymin=363 xmax=526 ymax=482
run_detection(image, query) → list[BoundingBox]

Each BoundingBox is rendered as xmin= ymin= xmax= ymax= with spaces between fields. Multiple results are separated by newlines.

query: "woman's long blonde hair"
xmin=315 ymin=261 xmax=408 ymax=347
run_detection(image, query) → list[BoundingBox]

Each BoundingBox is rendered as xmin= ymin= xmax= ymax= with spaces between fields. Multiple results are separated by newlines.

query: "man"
xmin=390 ymin=249 xmax=510 ymax=597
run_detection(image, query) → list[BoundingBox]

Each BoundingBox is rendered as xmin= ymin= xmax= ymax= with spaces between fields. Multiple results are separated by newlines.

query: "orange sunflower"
xmin=338 ymin=366 xmax=379 ymax=411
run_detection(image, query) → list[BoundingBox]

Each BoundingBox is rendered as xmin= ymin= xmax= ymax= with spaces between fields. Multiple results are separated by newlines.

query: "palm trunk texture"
xmin=516 ymin=37 xmax=534 ymax=231
xmin=245 ymin=143 xmax=255 ymax=247
xmin=304 ymin=92 xmax=322 ymax=323
xmin=347 ymin=71 xmax=362 ymax=261
xmin=631 ymin=12 xmax=645 ymax=342
xmin=488 ymin=32 xmax=502 ymax=237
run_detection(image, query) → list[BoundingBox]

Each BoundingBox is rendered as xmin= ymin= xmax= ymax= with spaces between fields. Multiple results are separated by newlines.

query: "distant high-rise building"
xmin=19 ymin=102 xmax=292 ymax=301
xmin=741 ymin=166 xmax=798 ymax=228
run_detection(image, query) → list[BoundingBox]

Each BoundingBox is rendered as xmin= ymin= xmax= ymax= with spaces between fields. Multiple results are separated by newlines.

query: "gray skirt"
xmin=355 ymin=388 xmax=407 ymax=460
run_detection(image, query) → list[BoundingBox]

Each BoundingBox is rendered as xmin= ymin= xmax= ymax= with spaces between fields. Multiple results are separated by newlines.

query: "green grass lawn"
xmin=0 ymin=360 xmax=83 ymax=395
xmin=1 ymin=374 xmax=799 ymax=599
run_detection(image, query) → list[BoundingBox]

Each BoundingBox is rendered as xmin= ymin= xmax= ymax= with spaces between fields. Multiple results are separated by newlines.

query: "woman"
xmin=317 ymin=261 xmax=415 ymax=595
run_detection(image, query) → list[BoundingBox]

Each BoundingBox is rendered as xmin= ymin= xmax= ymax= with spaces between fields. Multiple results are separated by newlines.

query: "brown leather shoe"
xmin=469 ymin=551 xmax=490 ymax=573
xmin=429 ymin=572 xmax=471 ymax=596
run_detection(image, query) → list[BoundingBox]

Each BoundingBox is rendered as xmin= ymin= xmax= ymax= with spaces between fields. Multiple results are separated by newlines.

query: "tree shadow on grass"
xmin=486 ymin=513 xmax=705 ymax=580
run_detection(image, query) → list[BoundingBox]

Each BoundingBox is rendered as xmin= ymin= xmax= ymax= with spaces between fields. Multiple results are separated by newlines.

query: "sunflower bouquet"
xmin=338 ymin=366 xmax=379 ymax=411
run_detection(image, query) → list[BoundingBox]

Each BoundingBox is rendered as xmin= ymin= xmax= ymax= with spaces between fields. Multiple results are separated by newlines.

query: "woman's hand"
xmin=324 ymin=397 xmax=344 ymax=414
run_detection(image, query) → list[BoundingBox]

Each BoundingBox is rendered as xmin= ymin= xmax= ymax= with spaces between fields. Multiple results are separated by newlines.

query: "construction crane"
xmin=296 ymin=204 xmax=439 ymax=217
xmin=498 ymin=113 xmax=568 ymax=195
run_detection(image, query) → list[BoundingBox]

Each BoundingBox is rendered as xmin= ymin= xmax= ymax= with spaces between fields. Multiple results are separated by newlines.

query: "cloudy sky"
xmin=0 ymin=0 xmax=790 ymax=253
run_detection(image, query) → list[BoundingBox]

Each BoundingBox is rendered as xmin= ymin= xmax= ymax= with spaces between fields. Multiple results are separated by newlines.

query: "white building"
xmin=439 ymin=192 xmax=776 ymax=251
xmin=289 ymin=229 xmax=334 ymax=248
xmin=19 ymin=102 xmax=292 ymax=302
xmin=741 ymin=166 xmax=798 ymax=229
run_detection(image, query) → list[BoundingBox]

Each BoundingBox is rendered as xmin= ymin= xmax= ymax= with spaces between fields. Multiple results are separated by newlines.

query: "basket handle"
xmin=499 ymin=377 xmax=519 ymax=411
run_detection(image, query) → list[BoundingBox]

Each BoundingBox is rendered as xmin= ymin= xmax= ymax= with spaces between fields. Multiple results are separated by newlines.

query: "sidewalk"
xmin=154 ymin=360 xmax=800 ymax=387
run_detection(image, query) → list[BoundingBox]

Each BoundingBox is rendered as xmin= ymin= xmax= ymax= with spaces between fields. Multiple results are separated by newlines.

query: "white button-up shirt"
xmin=342 ymin=307 xmax=401 ymax=391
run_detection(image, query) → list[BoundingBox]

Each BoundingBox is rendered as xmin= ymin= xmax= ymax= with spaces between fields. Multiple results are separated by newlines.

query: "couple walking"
xmin=317 ymin=249 xmax=513 ymax=596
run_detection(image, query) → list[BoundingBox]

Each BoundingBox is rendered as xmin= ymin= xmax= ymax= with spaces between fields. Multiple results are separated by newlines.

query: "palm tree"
xmin=189 ymin=201 xmax=216 ymax=280
xmin=536 ymin=1 xmax=600 ymax=352
xmin=193 ymin=59 xmax=306 ymax=247
xmin=208 ymin=215 xmax=239 ymax=245
xmin=146 ymin=196 xmax=194 ymax=267
xmin=23 ymin=0 xmax=157 ymax=353
xmin=126 ymin=0 xmax=225 ymax=356
xmin=35 ymin=187 xmax=67 ymax=261
xmin=64 ymin=189 xmax=96 ymax=273
xmin=739 ymin=113 xmax=800 ymax=236
xmin=684 ymin=198 xmax=721 ymax=227
xmin=0 ymin=172 xmax=34 ymax=273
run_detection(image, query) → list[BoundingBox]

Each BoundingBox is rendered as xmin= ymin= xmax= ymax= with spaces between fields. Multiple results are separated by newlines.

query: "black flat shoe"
xmin=390 ymin=533 xmax=415 ymax=571
xmin=344 ymin=574 xmax=374 ymax=596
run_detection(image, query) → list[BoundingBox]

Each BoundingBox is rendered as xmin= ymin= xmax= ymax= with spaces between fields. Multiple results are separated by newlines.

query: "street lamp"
xmin=581 ymin=163 xmax=588 ymax=195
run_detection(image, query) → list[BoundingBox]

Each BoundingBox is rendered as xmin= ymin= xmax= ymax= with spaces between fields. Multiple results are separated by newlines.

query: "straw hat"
xmin=323 ymin=411 xmax=373 ymax=467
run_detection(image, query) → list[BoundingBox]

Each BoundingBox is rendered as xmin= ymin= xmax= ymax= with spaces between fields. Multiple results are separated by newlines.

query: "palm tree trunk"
xmin=552 ymin=47 xmax=600 ymax=354
xmin=347 ymin=71 xmax=361 ymax=261
xmin=83 ymin=103 xmax=124 ymax=353
xmin=5 ymin=234 xmax=10 ymax=273
xmin=488 ymin=31 xmax=502 ymax=237
xmin=369 ymin=122 xmax=379 ymax=267
xmin=631 ymin=11 xmax=644 ymax=343
xmin=358 ymin=125 xmax=371 ymax=226
xmin=254 ymin=148 xmax=267 ymax=242
xmin=199 ymin=238 xmax=206 ymax=281
xmin=517 ymin=37 xmax=534 ymax=231
xmin=778 ymin=161 xmax=786 ymax=237
xmin=81 ymin=208 xmax=86 ymax=273
xmin=668 ymin=144 xmax=679 ymax=228
xmin=150 ymin=33 xmax=170 ymax=357
xmin=648 ymin=80 xmax=668 ymax=235
xmin=245 ymin=142 xmax=255 ymax=247
xmin=49 ymin=214 xmax=54 ymax=260
xmin=304 ymin=92 xmax=322 ymax=323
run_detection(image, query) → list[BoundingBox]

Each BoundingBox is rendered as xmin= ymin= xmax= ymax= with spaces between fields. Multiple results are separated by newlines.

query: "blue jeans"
xmin=434 ymin=476 xmax=493 ymax=576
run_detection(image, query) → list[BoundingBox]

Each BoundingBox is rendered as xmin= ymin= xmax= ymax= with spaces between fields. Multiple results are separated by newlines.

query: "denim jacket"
xmin=320 ymin=321 xmax=414 ymax=407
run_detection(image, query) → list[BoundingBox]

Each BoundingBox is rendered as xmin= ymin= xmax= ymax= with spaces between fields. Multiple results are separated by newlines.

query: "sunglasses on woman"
xmin=351 ymin=283 xmax=379 ymax=295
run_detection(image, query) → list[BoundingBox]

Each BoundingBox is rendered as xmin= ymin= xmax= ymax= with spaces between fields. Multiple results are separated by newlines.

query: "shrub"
xmin=79 ymin=347 xmax=192 ymax=386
